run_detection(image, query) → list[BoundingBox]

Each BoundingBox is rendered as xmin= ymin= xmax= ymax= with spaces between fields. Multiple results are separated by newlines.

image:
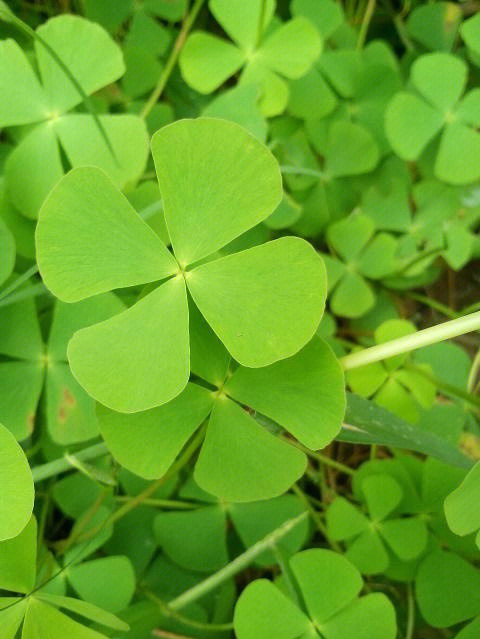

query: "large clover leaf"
xmin=234 ymin=549 xmax=397 ymax=639
xmin=0 ymin=15 xmax=148 ymax=218
xmin=385 ymin=52 xmax=480 ymax=185
xmin=36 ymin=118 xmax=327 ymax=413
xmin=179 ymin=0 xmax=321 ymax=116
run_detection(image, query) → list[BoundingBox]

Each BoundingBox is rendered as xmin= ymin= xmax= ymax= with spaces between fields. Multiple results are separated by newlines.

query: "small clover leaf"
xmin=445 ymin=461 xmax=480 ymax=550
xmin=386 ymin=52 xmax=480 ymax=185
xmin=0 ymin=217 xmax=15 ymax=286
xmin=0 ymin=293 xmax=124 ymax=442
xmin=406 ymin=2 xmax=462 ymax=52
xmin=37 ymin=118 xmax=327 ymax=414
xmin=0 ymin=15 xmax=149 ymax=218
xmin=348 ymin=319 xmax=437 ymax=423
xmin=327 ymin=474 xmax=428 ymax=575
xmin=461 ymin=13 xmax=480 ymax=67
xmin=234 ymin=549 xmax=397 ymax=639
xmin=322 ymin=214 xmax=399 ymax=318
xmin=153 ymin=483 xmax=309 ymax=572
xmin=179 ymin=0 xmax=321 ymax=116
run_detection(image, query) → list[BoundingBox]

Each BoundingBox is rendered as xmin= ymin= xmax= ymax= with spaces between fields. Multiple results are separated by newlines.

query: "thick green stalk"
xmin=341 ymin=310 xmax=480 ymax=370
xmin=140 ymin=0 xmax=205 ymax=119
xmin=168 ymin=511 xmax=309 ymax=611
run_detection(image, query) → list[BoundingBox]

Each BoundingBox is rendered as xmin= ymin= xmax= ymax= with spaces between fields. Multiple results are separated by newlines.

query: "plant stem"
xmin=341 ymin=310 xmax=480 ymax=370
xmin=0 ymin=264 xmax=39 ymax=303
xmin=75 ymin=426 xmax=206 ymax=543
xmin=405 ymin=583 xmax=415 ymax=639
xmin=0 ymin=283 xmax=48 ymax=308
xmin=32 ymin=443 xmax=110 ymax=483
xmin=356 ymin=0 xmax=376 ymax=48
xmin=140 ymin=0 xmax=205 ymax=119
xmin=280 ymin=165 xmax=325 ymax=179
xmin=407 ymin=292 xmax=458 ymax=319
xmin=290 ymin=440 xmax=355 ymax=476
xmin=168 ymin=511 xmax=309 ymax=611
xmin=292 ymin=484 xmax=341 ymax=552
xmin=468 ymin=349 xmax=480 ymax=393
xmin=115 ymin=496 xmax=199 ymax=509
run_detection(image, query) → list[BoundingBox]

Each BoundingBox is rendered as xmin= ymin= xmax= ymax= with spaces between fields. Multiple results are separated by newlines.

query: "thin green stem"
xmin=341 ymin=310 xmax=480 ymax=370
xmin=405 ymin=364 xmax=480 ymax=409
xmin=256 ymin=0 xmax=267 ymax=48
xmin=290 ymin=440 xmax=355 ymax=475
xmin=407 ymin=292 xmax=458 ymax=319
xmin=168 ymin=511 xmax=309 ymax=611
xmin=0 ymin=264 xmax=39 ymax=303
xmin=115 ymin=496 xmax=199 ymax=510
xmin=356 ymin=0 xmax=376 ymax=48
xmin=468 ymin=348 xmax=480 ymax=393
xmin=292 ymin=484 xmax=341 ymax=552
xmin=280 ymin=165 xmax=325 ymax=179
xmin=144 ymin=589 xmax=233 ymax=632
xmin=75 ymin=426 xmax=206 ymax=544
xmin=32 ymin=443 xmax=110 ymax=483
xmin=405 ymin=583 xmax=415 ymax=639
xmin=140 ymin=0 xmax=205 ymax=119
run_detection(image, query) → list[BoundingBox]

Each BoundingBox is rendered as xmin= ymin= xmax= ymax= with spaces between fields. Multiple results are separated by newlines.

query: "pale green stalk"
xmin=341 ymin=310 xmax=480 ymax=370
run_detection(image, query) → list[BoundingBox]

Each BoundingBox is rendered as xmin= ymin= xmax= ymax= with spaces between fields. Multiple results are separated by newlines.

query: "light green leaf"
xmin=69 ymin=277 xmax=189 ymax=412
xmin=97 ymin=383 xmax=213 ymax=479
xmin=0 ymin=598 xmax=28 ymax=639
xmin=435 ymin=122 xmax=480 ymax=185
xmin=36 ymin=593 xmax=128 ymax=632
xmin=208 ymin=0 xmax=275 ymax=51
xmin=36 ymin=166 xmax=177 ymax=303
xmin=411 ymin=52 xmax=466 ymax=112
xmin=325 ymin=121 xmax=379 ymax=177
xmin=225 ymin=337 xmax=345 ymax=449
xmin=179 ymin=32 xmax=245 ymax=93
xmin=346 ymin=529 xmax=389 ymax=574
xmin=67 ymin=556 xmax=135 ymax=613
xmin=234 ymin=579 xmax=311 ymax=639
xmin=194 ymin=397 xmax=307 ymax=501
xmin=188 ymin=237 xmax=326 ymax=367
xmin=151 ymin=118 xmax=282 ymax=266
xmin=0 ymin=515 xmax=36 ymax=593
xmin=361 ymin=474 xmax=402 ymax=522
xmin=0 ymin=39 xmax=48 ymax=126
xmin=385 ymin=92 xmax=443 ymax=161
xmin=445 ymin=461 xmax=480 ymax=537
xmin=380 ymin=518 xmax=427 ymax=560
xmin=241 ymin=61 xmax=290 ymax=116
xmin=0 ymin=421 xmax=34 ymax=540
xmin=54 ymin=114 xmax=149 ymax=189
xmin=258 ymin=17 xmax=321 ymax=79
xmin=5 ymin=123 xmax=63 ymax=219
xmin=330 ymin=271 xmax=375 ymax=319
xmin=35 ymin=14 xmax=124 ymax=113
xmin=22 ymin=597 xmax=108 ymax=639
xmin=461 ymin=13 xmax=480 ymax=57
xmin=321 ymin=593 xmax=396 ymax=639
xmin=291 ymin=549 xmax=362 ymax=624
xmin=291 ymin=0 xmax=344 ymax=39
xmin=189 ymin=301 xmax=230 ymax=387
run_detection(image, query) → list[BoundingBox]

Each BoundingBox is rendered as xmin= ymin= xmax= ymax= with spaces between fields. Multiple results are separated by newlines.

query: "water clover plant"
xmin=0 ymin=14 xmax=148 ymax=218
xmin=179 ymin=0 xmax=321 ymax=116
xmin=36 ymin=117 xmax=327 ymax=414
xmin=234 ymin=549 xmax=397 ymax=639
xmin=386 ymin=52 xmax=480 ymax=185
xmin=327 ymin=473 xmax=428 ymax=575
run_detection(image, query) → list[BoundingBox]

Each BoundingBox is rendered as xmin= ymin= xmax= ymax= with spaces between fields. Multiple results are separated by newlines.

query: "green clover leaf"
xmin=234 ymin=549 xmax=397 ymax=639
xmin=0 ymin=293 xmax=124 ymax=442
xmin=322 ymin=214 xmax=399 ymax=318
xmin=97 ymin=332 xmax=344 ymax=501
xmin=406 ymin=2 xmax=462 ymax=52
xmin=37 ymin=118 xmax=327 ymax=414
xmin=179 ymin=0 xmax=321 ymax=116
xmin=347 ymin=319 xmax=436 ymax=423
xmin=386 ymin=52 xmax=480 ymax=185
xmin=461 ymin=13 xmax=480 ymax=67
xmin=327 ymin=474 xmax=428 ymax=575
xmin=0 ymin=15 xmax=149 ymax=218
xmin=445 ymin=461 xmax=480 ymax=550
xmin=0 ymin=217 xmax=15 ymax=286
xmin=153 ymin=481 xmax=309 ymax=572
